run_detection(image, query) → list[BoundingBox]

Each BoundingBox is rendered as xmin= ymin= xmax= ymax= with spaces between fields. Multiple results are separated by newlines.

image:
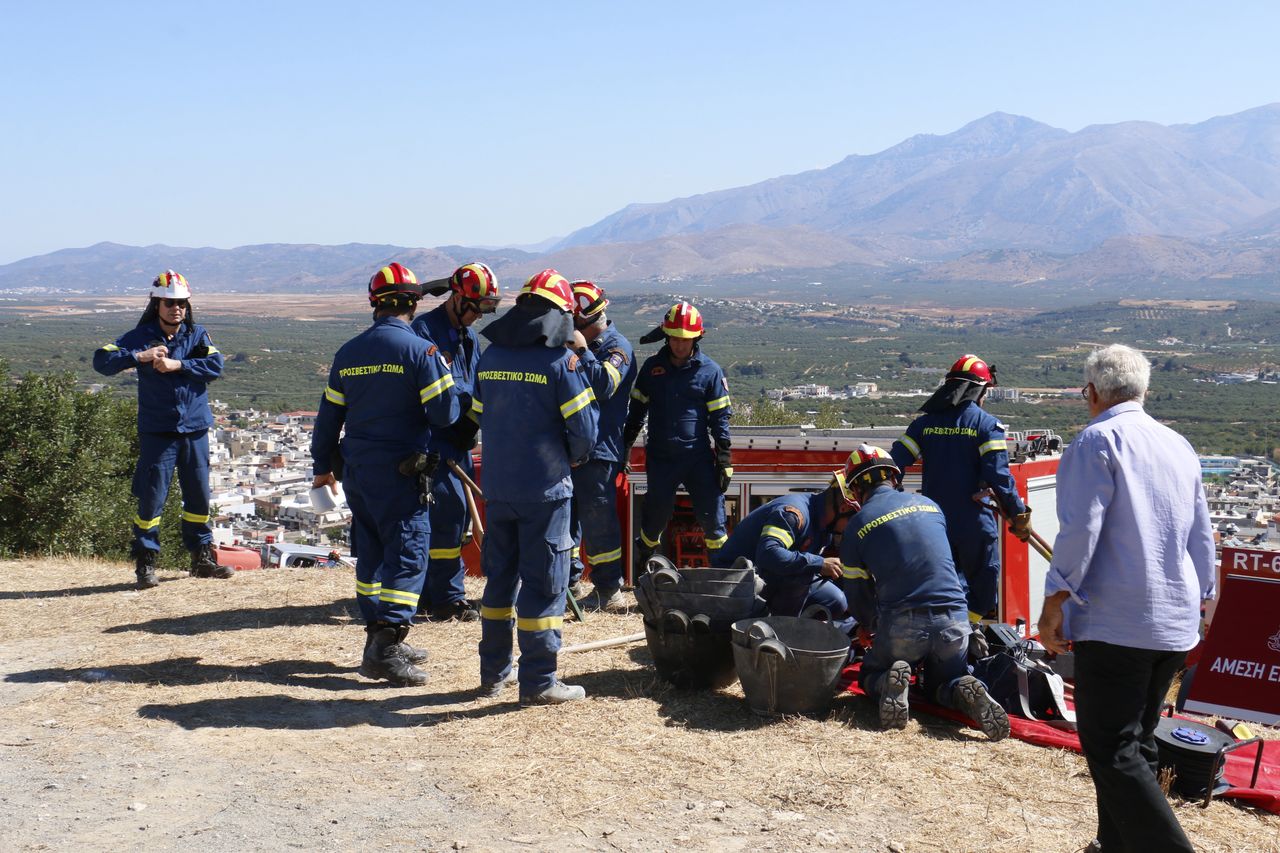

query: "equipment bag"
xmin=972 ymin=643 xmax=1076 ymax=730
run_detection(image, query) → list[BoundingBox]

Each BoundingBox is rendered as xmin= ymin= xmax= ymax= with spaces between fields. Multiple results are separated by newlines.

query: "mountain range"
xmin=4 ymin=105 xmax=1280 ymax=295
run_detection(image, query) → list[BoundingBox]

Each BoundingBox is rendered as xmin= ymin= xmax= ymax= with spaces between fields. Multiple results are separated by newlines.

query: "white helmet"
xmin=150 ymin=270 xmax=192 ymax=300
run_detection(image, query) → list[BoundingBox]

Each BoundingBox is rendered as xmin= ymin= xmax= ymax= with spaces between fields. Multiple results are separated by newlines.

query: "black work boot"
xmin=190 ymin=545 xmax=235 ymax=579
xmin=359 ymin=624 xmax=429 ymax=686
xmin=363 ymin=624 xmax=429 ymax=666
xmin=428 ymin=599 xmax=479 ymax=622
xmin=134 ymin=551 xmax=159 ymax=590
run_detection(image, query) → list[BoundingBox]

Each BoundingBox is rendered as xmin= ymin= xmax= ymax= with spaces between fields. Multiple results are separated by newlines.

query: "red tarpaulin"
xmin=839 ymin=664 xmax=1279 ymax=814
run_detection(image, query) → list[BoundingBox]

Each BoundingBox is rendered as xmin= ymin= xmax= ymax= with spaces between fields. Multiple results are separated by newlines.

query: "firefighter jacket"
xmin=712 ymin=492 xmax=831 ymax=586
xmin=311 ymin=317 xmax=460 ymax=475
xmin=411 ymin=302 xmax=480 ymax=462
xmin=471 ymin=316 xmax=599 ymax=504
xmin=624 ymin=343 xmax=731 ymax=460
xmin=889 ymin=400 xmax=1026 ymax=536
xmin=93 ymin=320 xmax=223 ymax=433
xmin=839 ymin=485 xmax=967 ymax=630
xmin=575 ymin=321 xmax=636 ymax=463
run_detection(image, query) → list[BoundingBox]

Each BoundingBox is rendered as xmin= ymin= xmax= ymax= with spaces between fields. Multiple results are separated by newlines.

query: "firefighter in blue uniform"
xmin=839 ymin=446 xmax=1010 ymax=740
xmin=622 ymin=302 xmax=732 ymax=570
xmin=410 ymin=262 xmax=501 ymax=622
xmin=93 ymin=270 xmax=233 ymax=589
xmin=311 ymin=263 xmax=461 ymax=687
xmin=711 ymin=457 xmax=863 ymax=632
xmin=472 ymin=270 xmax=599 ymax=705
xmin=889 ymin=354 xmax=1031 ymax=656
xmin=566 ymin=281 xmax=637 ymax=611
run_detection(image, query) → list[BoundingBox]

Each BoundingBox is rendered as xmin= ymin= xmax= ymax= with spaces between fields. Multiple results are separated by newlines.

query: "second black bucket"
xmin=644 ymin=610 xmax=738 ymax=690
xmin=731 ymin=616 xmax=851 ymax=716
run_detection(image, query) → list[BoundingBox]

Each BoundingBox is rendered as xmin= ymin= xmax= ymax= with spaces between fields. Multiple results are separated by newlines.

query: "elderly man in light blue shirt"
xmin=1038 ymin=343 xmax=1214 ymax=853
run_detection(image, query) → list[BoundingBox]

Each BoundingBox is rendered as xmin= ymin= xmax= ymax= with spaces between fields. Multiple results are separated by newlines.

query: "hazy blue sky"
xmin=2 ymin=1 xmax=1277 ymax=264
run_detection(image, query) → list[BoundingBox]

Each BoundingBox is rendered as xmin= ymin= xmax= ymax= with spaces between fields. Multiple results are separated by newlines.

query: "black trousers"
xmin=1073 ymin=641 xmax=1195 ymax=853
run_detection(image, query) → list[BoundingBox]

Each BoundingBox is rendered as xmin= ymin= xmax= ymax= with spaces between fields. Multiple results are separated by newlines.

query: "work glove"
xmin=967 ymin=625 xmax=990 ymax=662
xmin=448 ymin=415 xmax=480 ymax=452
xmin=1010 ymin=508 xmax=1033 ymax=543
xmin=715 ymin=439 xmax=733 ymax=494
xmin=621 ymin=422 xmax=643 ymax=474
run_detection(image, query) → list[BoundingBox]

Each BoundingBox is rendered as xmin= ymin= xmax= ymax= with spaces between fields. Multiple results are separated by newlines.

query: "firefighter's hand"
xmin=567 ymin=329 xmax=587 ymax=351
xmin=313 ymin=472 xmax=338 ymax=495
xmin=136 ymin=345 xmax=167 ymax=363
xmin=153 ymin=357 xmax=183 ymax=373
xmin=820 ymin=557 xmax=842 ymax=581
xmin=1037 ymin=592 xmax=1071 ymax=655
xmin=967 ymin=626 xmax=990 ymax=662
xmin=1010 ymin=509 xmax=1033 ymax=542
xmin=717 ymin=464 xmax=733 ymax=493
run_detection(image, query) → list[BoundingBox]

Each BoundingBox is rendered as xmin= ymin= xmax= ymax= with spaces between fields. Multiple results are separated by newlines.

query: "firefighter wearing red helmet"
xmin=471 ymin=269 xmax=599 ymax=704
xmin=710 ymin=454 xmax=861 ymax=632
xmin=564 ymin=281 xmax=637 ymax=611
xmin=311 ymin=262 xmax=462 ymax=686
xmin=622 ymin=301 xmax=733 ymax=570
xmin=409 ymin=262 xmax=502 ymax=622
xmin=889 ymin=354 xmax=1031 ymax=653
xmin=93 ymin=270 xmax=233 ymax=589
xmin=838 ymin=445 xmax=1010 ymax=740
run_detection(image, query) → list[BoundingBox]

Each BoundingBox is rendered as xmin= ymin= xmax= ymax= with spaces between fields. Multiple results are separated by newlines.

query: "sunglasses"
xmin=160 ymin=299 xmax=189 ymax=309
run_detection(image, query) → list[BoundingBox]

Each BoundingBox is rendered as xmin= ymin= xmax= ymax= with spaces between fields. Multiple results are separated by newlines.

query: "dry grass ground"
xmin=1 ymin=558 xmax=1277 ymax=853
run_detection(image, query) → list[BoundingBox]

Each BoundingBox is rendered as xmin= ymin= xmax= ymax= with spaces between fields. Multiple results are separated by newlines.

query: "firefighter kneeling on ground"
xmin=889 ymin=354 xmax=1032 ymax=659
xmin=472 ymin=270 xmax=599 ymax=705
xmin=566 ymin=280 xmax=637 ymax=612
xmin=710 ymin=457 xmax=861 ymax=634
xmin=311 ymin=263 xmax=461 ymax=687
xmin=411 ymin=262 xmax=501 ymax=622
xmin=623 ymin=302 xmax=733 ymax=570
xmin=839 ymin=445 xmax=1010 ymax=740
xmin=93 ymin=270 xmax=234 ymax=589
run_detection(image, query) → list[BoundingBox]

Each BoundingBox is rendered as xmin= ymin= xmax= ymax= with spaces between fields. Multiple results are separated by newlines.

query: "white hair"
xmin=1084 ymin=344 xmax=1150 ymax=403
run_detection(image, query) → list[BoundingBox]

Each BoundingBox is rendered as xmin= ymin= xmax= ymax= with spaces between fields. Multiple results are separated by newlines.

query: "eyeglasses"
xmin=160 ymin=299 xmax=189 ymax=309
xmin=1080 ymin=384 xmax=1091 ymax=400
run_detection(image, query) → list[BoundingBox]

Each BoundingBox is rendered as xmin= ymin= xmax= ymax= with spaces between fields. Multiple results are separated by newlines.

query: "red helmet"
xmin=947 ymin=354 xmax=996 ymax=386
xmin=150 ymin=270 xmax=191 ymax=300
xmin=838 ymin=444 xmax=900 ymax=496
xmin=662 ymin=302 xmax=704 ymax=339
xmin=450 ymin=262 xmax=500 ymax=313
xmin=519 ymin=269 xmax=574 ymax=312
xmin=571 ymin=280 xmax=608 ymax=319
xmin=368 ymin=262 xmax=423 ymax=305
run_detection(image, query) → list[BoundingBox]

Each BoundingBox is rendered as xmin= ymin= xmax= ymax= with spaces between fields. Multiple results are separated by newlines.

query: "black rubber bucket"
xmin=643 ymin=610 xmax=738 ymax=690
xmin=634 ymin=558 xmax=763 ymax=630
xmin=731 ymin=616 xmax=851 ymax=717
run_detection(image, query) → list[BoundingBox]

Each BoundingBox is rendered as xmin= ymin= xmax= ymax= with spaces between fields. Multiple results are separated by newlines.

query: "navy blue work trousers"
xmin=131 ymin=430 xmax=213 ymax=555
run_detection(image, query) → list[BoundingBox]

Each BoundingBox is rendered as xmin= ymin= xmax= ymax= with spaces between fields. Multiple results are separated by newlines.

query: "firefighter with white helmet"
xmin=622 ymin=301 xmax=733 ymax=570
xmin=93 ymin=270 xmax=232 ymax=589
xmin=311 ymin=262 xmax=462 ymax=686
xmin=890 ymin=354 xmax=1031 ymax=656
xmin=471 ymin=269 xmax=599 ymax=704
xmin=710 ymin=460 xmax=858 ymax=632
xmin=839 ymin=445 xmax=1010 ymax=740
xmin=410 ymin=262 xmax=501 ymax=622
xmin=565 ymin=280 xmax=637 ymax=611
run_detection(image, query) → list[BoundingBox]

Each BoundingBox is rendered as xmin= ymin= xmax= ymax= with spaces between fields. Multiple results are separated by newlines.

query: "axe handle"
xmin=560 ymin=633 xmax=645 ymax=654
xmin=460 ymin=472 xmax=484 ymax=550
xmin=447 ymin=459 xmax=485 ymax=502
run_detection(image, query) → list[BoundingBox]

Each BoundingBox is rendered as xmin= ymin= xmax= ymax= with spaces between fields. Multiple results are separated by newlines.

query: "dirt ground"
xmin=2 ymin=559 xmax=1277 ymax=853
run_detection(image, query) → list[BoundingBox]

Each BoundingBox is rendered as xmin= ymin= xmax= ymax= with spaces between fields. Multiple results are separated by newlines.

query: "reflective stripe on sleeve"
xmin=420 ymin=373 xmax=455 ymax=403
xmin=560 ymin=387 xmax=595 ymax=418
xmin=100 ymin=344 xmax=120 ymax=352
xmin=704 ymin=534 xmax=728 ymax=549
xmin=842 ymin=565 xmax=870 ymax=581
xmin=324 ymin=386 xmax=346 ymax=406
xmin=640 ymin=529 xmax=663 ymax=548
xmin=979 ymin=439 xmax=1006 ymax=455
xmin=602 ymin=360 xmax=622 ymax=391
xmin=706 ymin=395 xmax=731 ymax=412
xmin=630 ymin=388 xmax=649 ymax=403
xmin=898 ymin=435 xmax=920 ymax=460
xmin=761 ymin=525 xmax=795 ymax=549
